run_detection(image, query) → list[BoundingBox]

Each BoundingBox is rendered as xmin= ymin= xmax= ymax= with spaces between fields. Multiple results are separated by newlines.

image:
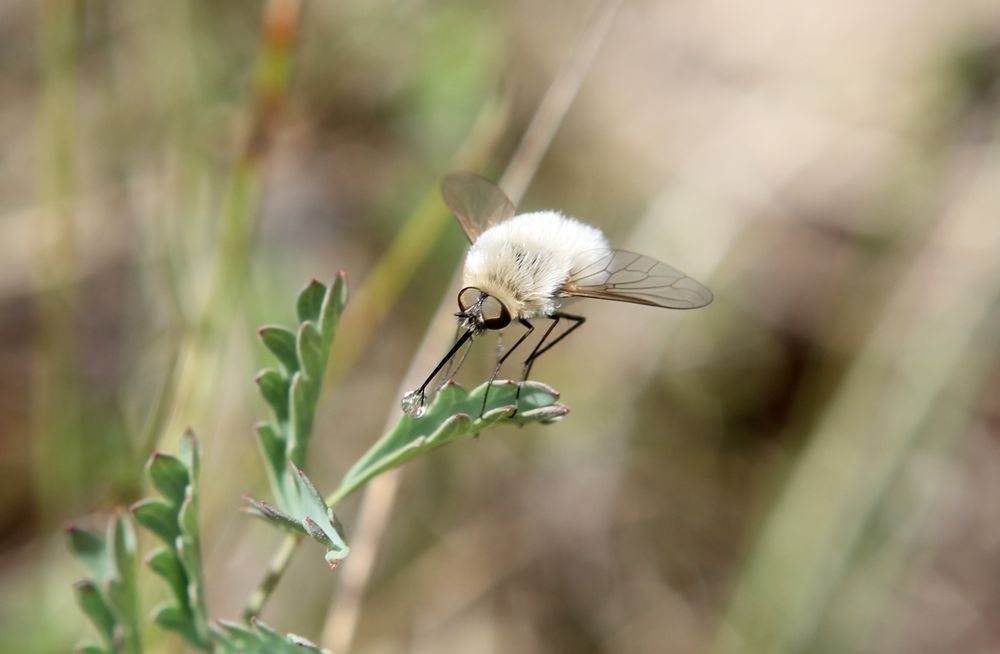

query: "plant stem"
xmin=242 ymin=534 xmax=304 ymax=621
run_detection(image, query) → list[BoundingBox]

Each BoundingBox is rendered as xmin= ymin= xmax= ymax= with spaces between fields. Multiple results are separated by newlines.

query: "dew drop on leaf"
xmin=401 ymin=390 xmax=427 ymax=418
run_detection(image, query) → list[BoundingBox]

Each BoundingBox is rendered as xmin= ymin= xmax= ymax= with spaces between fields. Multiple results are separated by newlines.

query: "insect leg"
xmin=481 ymin=319 xmax=534 ymax=417
xmin=511 ymin=312 xmax=586 ymax=414
xmin=524 ymin=312 xmax=586 ymax=376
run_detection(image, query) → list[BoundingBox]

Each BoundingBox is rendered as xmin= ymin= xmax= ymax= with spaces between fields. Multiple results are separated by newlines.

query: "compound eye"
xmin=481 ymin=296 xmax=511 ymax=329
xmin=458 ymin=287 xmax=480 ymax=312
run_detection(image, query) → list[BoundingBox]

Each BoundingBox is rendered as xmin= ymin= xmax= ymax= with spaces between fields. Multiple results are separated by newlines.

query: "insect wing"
xmin=440 ymin=172 xmax=516 ymax=242
xmin=563 ymin=249 xmax=713 ymax=309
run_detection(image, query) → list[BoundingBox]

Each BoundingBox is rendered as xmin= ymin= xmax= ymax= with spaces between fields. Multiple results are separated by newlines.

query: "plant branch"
xmin=242 ymin=534 xmax=304 ymax=621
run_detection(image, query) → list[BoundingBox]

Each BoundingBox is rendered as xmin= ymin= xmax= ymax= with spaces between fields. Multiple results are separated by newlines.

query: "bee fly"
xmin=401 ymin=172 xmax=713 ymax=418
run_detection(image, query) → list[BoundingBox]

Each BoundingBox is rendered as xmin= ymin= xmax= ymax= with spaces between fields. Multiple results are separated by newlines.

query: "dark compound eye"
xmin=458 ymin=287 xmax=481 ymax=312
xmin=481 ymin=295 xmax=503 ymax=321
xmin=481 ymin=296 xmax=511 ymax=329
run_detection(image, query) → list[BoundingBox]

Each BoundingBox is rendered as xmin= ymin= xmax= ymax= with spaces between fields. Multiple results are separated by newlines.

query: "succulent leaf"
xmin=332 ymin=380 xmax=567 ymax=504
xmin=254 ymin=276 xmax=348 ymax=509
xmin=258 ymin=325 xmax=300 ymax=374
xmin=214 ymin=618 xmax=333 ymax=654
xmin=133 ymin=432 xmax=211 ymax=651
xmin=146 ymin=452 xmax=189 ymax=507
xmin=296 ymin=279 xmax=326 ymax=324
xmin=66 ymin=513 xmax=142 ymax=654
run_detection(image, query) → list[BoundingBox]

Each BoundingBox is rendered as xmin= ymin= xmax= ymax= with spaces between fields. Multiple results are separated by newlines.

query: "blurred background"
xmin=3 ymin=0 xmax=1000 ymax=652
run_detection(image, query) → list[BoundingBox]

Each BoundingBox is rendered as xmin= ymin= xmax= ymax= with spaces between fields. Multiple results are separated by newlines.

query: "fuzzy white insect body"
xmin=401 ymin=172 xmax=713 ymax=418
xmin=462 ymin=211 xmax=611 ymax=320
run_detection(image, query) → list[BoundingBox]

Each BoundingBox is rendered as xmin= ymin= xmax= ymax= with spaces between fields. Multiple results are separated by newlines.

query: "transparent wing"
xmin=562 ymin=249 xmax=713 ymax=309
xmin=440 ymin=172 xmax=516 ymax=243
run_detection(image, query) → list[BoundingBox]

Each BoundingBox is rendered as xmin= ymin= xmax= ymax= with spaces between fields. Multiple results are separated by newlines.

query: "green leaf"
xmin=331 ymin=380 xmax=567 ymax=505
xmin=65 ymin=525 xmax=109 ymax=580
xmin=288 ymin=465 xmax=350 ymax=563
xmin=255 ymin=422 xmax=287 ymax=498
xmin=104 ymin=578 xmax=136 ymax=644
xmin=246 ymin=464 xmax=349 ymax=563
xmin=146 ymin=452 xmax=189 ymax=506
xmin=255 ymin=369 xmax=290 ymax=424
xmin=297 ymin=321 xmax=324 ymax=382
xmin=130 ymin=499 xmax=179 ymax=546
xmin=74 ymin=581 xmax=115 ymax=648
xmin=215 ymin=618 xmax=333 ymax=654
xmin=67 ymin=514 xmax=142 ymax=654
xmin=255 ymin=276 xmax=348 ymax=508
xmin=152 ymin=603 xmax=203 ymax=649
xmin=319 ymin=272 xmax=348 ymax=347
xmin=241 ymin=496 xmax=308 ymax=536
xmin=133 ymin=431 xmax=210 ymax=652
xmin=146 ymin=547 xmax=187 ymax=607
xmin=287 ymin=373 xmax=312 ymax=467
xmin=179 ymin=428 xmax=201 ymax=480
xmin=177 ymin=488 xmax=209 ymax=648
xmin=108 ymin=512 xmax=137 ymax=593
xmin=258 ymin=325 xmax=300 ymax=374
xmin=296 ymin=279 xmax=326 ymax=324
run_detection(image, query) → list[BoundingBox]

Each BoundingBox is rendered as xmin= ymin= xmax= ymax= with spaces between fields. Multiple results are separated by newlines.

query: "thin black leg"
xmin=480 ymin=319 xmax=534 ymax=416
xmin=511 ymin=312 xmax=586 ymax=415
xmin=522 ymin=312 xmax=586 ymax=379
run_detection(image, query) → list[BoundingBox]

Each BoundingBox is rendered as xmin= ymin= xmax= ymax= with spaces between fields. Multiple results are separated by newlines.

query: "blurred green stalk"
xmin=158 ymin=0 xmax=304 ymax=446
xmin=33 ymin=0 xmax=83 ymax=514
xmin=324 ymin=94 xmax=508 ymax=383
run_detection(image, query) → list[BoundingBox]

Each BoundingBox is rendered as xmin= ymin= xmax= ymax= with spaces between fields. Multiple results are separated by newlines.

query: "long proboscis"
xmin=415 ymin=328 xmax=475 ymax=395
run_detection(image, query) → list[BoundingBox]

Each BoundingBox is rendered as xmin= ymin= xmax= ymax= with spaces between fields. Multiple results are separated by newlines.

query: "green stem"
xmin=242 ymin=534 xmax=303 ymax=622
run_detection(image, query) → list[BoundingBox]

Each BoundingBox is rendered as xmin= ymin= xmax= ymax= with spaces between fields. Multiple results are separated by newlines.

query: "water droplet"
xmin=401 ymin=390 xmax=427 ymax=418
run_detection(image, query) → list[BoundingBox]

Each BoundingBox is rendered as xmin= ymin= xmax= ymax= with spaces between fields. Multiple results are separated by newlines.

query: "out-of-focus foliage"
xmin=131 ymin=432 xmax=210 ymax=650
xmin=65 ymin=514 xmax=141 ymax=654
